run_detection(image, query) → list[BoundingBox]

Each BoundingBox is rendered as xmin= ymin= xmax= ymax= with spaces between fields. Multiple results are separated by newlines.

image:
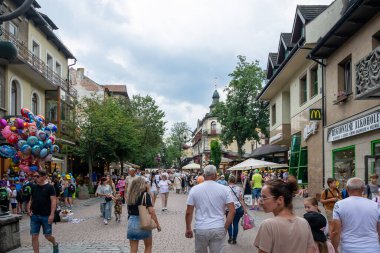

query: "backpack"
xmin=341 ymin=188 xmax=349 ymax=199
xmin=68 ymin=183 xmax=76 ymax=193
xmin=22 ymin=184 xmax=31 ymax=198
xmin=0 ymin=187 xmax=9 ymax=202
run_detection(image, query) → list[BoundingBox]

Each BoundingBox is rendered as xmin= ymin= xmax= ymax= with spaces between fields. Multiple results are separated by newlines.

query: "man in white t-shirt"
xmin=331 ymin=177 xmax=380 ymax=253
xmin=185 ymin=165 xmax=235 ymax=253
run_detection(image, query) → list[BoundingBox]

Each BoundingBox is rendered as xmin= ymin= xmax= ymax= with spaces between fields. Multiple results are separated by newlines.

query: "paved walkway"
xmin=9 ymin=192 xmax=310 ymax=253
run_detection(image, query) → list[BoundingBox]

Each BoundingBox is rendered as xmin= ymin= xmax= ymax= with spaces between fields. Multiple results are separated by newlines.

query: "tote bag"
xmin=138 ymin=193 xmax=157 ymax=230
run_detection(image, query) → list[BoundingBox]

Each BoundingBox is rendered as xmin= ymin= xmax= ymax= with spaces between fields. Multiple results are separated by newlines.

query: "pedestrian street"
xmin=9 ymin=192 xmax=309 ymax=253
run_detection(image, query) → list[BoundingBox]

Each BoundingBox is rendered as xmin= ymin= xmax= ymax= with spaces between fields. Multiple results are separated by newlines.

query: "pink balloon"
xmin=1 ymin=126 xmax=12 ymax=138
xmin=0 ymin=119 xmax=7 ymax=129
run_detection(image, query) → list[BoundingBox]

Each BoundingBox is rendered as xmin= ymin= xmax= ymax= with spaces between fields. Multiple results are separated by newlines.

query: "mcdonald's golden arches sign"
xmin=309 ymin=109 xmax=322 ymax=121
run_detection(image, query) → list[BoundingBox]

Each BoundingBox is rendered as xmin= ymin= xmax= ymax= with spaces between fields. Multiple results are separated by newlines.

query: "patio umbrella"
xmin=182 ymin=162 xmax=201 ymax=170
xmin=227 ymin=158 xmax=287 ymax=171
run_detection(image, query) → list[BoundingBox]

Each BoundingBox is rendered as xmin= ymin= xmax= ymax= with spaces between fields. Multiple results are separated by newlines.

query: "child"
xmin=372 ymin=188 xmax=380 ymax=204
xmin=304 ymin=212 xmax=335 ymax=253
xmin=10 ymin=184 xmax=17 ymax=214
xmin=304 ymin=197 xmax=328 ymax=236
xmin=114 ymin=191 xmax=122 ymax=222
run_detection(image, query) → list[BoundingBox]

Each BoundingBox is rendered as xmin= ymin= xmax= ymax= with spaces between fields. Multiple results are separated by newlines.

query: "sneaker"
xmin=53 ymin=243 xmax=59 ymax=253
xmin=232 ymin=240 xmax=237 ymax=244
xmin=104 ymin=219 xmax=108 ymax=225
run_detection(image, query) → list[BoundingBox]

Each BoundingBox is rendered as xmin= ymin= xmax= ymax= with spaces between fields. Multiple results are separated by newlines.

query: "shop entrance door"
xmin=364 ymin=155 xmax=380 ymax=185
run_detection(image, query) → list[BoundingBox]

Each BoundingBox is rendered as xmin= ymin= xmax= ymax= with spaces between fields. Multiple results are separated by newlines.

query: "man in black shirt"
xmin=27 ymin=170 xmax=59 ymax=253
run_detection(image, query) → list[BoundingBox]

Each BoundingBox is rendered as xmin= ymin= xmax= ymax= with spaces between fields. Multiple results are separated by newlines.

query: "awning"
xmin=248 ymin=145 xmax=288 ymax=158
xmin=182 ymin=163 xmax=200 ymax=170
xmin=51 ymin=157 xmax=64 ymax=163
xmin=227 ymin=158 xmax=287 ymax=171
xmin=220 ymin=157 xmax=233 ymax=163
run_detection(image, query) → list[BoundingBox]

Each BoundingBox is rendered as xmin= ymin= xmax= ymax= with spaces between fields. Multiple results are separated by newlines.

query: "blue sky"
xmin=38 ymin=0 xmax=333 ymax=131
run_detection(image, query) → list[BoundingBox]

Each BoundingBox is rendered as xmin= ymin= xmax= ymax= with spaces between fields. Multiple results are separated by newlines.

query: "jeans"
xmin=30 ymin=215 xmax=52 ymax=235
xmin=102 ymin=201 xmax=112 ymax=219
xmin=226 ymin=206 xmax=244 ymax=240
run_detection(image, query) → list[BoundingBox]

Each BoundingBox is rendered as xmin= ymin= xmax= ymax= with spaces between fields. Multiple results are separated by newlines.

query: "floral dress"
xmin=114 ymin=196 xmax=122 ymax=214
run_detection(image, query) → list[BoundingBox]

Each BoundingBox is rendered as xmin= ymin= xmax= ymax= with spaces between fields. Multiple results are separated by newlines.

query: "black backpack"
xmin=22 ymin=183 xmax=31 ymax=198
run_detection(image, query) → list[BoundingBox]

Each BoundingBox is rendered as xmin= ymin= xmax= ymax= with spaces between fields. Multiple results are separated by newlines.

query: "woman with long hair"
xmin=254 ymin=177 xmax=315 ymax=253
xmin=96 ymin=177 xmax=114 ymax=225
xmin=226 ymin=175 xmax=247 ymax=244
xmin=127 ymin=177 xmax=161 ymax=253
xmin=150 ymin=172 xmax=159 ymax=205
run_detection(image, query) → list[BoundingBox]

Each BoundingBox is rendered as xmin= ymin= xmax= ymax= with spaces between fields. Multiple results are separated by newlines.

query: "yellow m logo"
xmin=310 ymin=109 xmax=322 ymax=120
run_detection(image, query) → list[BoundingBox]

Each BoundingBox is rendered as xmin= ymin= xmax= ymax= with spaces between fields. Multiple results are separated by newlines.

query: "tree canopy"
xmin=215 ymin=55 xmax=268 ymax=158
xmin=210 ymin=140 xmax=222 ymax=170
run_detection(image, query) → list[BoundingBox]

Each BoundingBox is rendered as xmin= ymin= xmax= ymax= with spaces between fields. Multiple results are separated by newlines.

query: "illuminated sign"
xmin=309 ymin=109 xmax=322 ymax=121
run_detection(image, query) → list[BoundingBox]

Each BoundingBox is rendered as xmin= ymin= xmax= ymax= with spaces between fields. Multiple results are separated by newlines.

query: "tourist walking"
xmin=174 ymin=174 xmax=182 ymax=194
xmin=217 ymin=175 xmax=228 ymax=186
xmin=365 ymin=174 xmax=380 ymax=200
xmin=116 ymin=175 xmax=126 ymax=204
xmin=114 ymin=191 xmax=122 ymax=222
xmin=158 ymin=173 xmax=171 ymax=211
xmin=0 ymin=180 xmax=11 ymax=212
xmin=331 ymin=177 xmax=380 ymax=253
xmin=125 ymin=168 xmax=138 ymax=200
xmin=303 ymin=212 xmax=335 ymax=253
xmin=304 ymin=197 xmax=328 ymax=235
xmin=226 ymin=175 xmax=247 ymax=244
xmin=27 ymin=170 xmax=59 ymax=253
xmin=185 ymin=165 xmax=235 ymax=253
xmin=127 ymin=177 xmax=161 ymax=253
xmin=254 ymin=177 xmax=315 ymax=253
xmin=149 ymin=172 xmax=159 ymax=205
xmin=251 ymin=169 xmax=263 ymax=210
xmin=320 ymin=178 xmax=341 ymax=234
xmin=96 ymin=177 xmax=114 ymax=225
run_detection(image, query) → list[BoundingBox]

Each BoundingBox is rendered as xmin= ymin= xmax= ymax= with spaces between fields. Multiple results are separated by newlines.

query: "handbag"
xmin=138 ymin=192 xmax=157 ymax=230
xmin=241 ymin=213 xmax=255 ymax=230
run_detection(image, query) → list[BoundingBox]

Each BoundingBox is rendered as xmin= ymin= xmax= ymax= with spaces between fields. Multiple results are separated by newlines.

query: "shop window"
xmin=333 ymin=146 xmax=355 ymax=189
xmin=271 ymin=104 xmax=276 ymax=126
xmin=338 ymin=56 xmax=352 ymax=95
xmin=310 ymin=65 xmax=318 ymax=98
xmin=289 ymin=134 xmax=308 ymax=184
xmin=299 ymin=75 xmax=307 ymax=105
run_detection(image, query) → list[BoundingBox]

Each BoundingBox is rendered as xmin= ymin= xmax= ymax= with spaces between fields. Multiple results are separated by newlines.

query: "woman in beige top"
xmin=254 ymin=177 xmax=315 ymax=253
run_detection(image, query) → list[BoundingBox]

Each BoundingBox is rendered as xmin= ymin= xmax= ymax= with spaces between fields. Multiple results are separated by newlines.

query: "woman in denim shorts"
xmin=127 ymin=177 xmax=161 ymax=253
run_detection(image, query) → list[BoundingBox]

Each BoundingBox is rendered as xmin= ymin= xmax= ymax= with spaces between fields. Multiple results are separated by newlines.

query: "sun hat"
xmin=65 ymin=175 xmax=71 ymax=180
xmin=303 ymin=212 xmax=327 ymax=242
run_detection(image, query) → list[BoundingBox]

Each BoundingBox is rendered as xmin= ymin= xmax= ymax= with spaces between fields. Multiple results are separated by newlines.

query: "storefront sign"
xmin=327 ymin=110 xmax=380 ymax=142
xmin=309 ymin=109 xmax=322 ymax=121
xmin=303 ymin=121 xmax=318 ymax=141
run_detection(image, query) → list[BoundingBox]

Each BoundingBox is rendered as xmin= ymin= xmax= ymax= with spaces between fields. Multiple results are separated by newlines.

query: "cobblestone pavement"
xmin=9 ymin=192 xmax=310 ymax=253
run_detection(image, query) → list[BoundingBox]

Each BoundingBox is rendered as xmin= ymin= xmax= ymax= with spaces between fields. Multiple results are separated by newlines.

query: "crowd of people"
xmin=1 ymin=166 xmax=379 ymax=253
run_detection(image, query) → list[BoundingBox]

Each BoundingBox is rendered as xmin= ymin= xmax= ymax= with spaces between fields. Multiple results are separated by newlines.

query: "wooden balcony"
xmin=0 ymin=27 xmax=77 ymax=98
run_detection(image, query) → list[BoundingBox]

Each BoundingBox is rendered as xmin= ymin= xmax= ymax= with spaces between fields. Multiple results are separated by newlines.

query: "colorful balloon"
xmin=36 ymin=130 xmax=47 ymax=141
xmin=17 ymin=140 xmax=27 ymax=149
xmin=1 ymin=126 xmax=12 ymax=138
xmin=44 ymin=139 xmax=52 ymax=148
xmin=20 ymin=144 xmax=32 ymax=155
xmin=51 ymin=145 xmax=59 ymax=154
xmin=32 ymin=145 xmax=42 ymax=156
xmin=19 ymin=164 xmax=30 ymax=173
xmin=0 ymin=119 xmax=7 ymax=129
xmin=14 ymin=118 xmax=24 ymax=129
xmin=0 ymin=145 xmax=17 ymax=158
xmin=7 ymin=134 xmax=19 ymax=144
xmin=30 ymin=166 xmax=38 ymax=172
xmin=27 ymin=136 xmax=39 ymax=147
xmin=45 ymin=154 xmax=52 ymax=162
xmin=39 ymin=148 xmax=48 ymax=158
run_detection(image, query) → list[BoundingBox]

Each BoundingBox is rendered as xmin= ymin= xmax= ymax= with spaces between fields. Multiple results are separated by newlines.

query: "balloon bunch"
xmin=0 ymin=108 xmax=59 ymax=173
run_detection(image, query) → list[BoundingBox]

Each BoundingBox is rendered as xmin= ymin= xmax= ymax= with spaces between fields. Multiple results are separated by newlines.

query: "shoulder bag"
xmin=138 ymin=192 xmax=157 ymax=230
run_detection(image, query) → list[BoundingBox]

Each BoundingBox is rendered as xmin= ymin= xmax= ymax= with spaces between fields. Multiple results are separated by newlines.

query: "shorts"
xmin=63 ymin=189 xmax=72 ymax=198
xmin=127 ymin=215 xmax=152 ymax=240
xmin=150 ymin=190 xmax=158 ymax=196
xmin=252 ymin=188 xmax=262 ymax=199
xmin=30 ymin=215 xmax=52 ymax=235
xmin=11 ymin=203 xmax=17 ymax=209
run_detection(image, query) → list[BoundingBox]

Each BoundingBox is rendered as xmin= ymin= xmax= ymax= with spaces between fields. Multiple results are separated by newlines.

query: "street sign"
xmin=309 ymin=109 xmax=322 ymax=121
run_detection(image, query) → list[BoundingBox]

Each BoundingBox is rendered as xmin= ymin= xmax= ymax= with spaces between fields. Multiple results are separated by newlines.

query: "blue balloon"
xmin=39 ymin=148 xmax=48 ymax=158
xmin=44 ymin=139 xmax=52 ymax=148
xmin=51 ymin=145 xmax=59 ymax=154
xmin=0 ymin=145 xmax=17 ymax=158
xmin=17 ymin=140 xmax=27 ymax=149
xmin=12 ymin=156 xmax=20 ymax=164
xmin=32 ymin=145 xmax=42 ymax=156
xmin=20 ymin=144 xmax=32 ymax=155
xmin=30 ymin=166 xmax=38 ymax=172
xmin=27 ymin=136 xmax=39 ymax=147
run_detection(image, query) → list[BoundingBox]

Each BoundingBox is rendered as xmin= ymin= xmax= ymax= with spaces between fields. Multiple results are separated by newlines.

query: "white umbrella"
xmin=182 ymin=162 xmax=201 ymax=170
xmin=227 ymin=158 xmax=286 ymax=171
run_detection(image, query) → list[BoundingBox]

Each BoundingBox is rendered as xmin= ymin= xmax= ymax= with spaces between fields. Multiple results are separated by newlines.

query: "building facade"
xmin=311 ymin=0 xmax=380 ymax=188
xmin=0 ymin=0 xmax=76 ymax=175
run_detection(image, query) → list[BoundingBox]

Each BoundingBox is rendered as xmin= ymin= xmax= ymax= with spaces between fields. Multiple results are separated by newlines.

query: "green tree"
xmin=165 ymin=122 xmax=191 ymax=169
xmin=216 ymin=55 xmax=268 ymax=158
xmin=210 ymin=140 xmax=222 ymax=170
xmin=129 ymin=95 xmax=166 ymax=168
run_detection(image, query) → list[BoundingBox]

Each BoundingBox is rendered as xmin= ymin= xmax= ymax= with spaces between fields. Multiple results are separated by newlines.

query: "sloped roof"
xmin=269 ymin=53 xmax=278 ymax=66
xmin=103 ymin=85 xmax=127 ymax=93
xmin=281 ymin=33 xmax=294 ymax=48
xmin=298 ymin=5 xmax=329 ymax=22
xmin=39 ymin=12 xmax=58 ymax=30
xmin=249 ymin=145 xmax=288 ymax=158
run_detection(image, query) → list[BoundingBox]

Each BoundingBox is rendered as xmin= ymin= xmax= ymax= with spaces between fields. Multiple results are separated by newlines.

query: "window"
xmin=55 ymin=61 xmax=62 ymax=77
xmin=10 ymin=80 xmax=21 ymax=115
xmin=300 ymin=75 xmax=307 ymax=105
xmin=46 ymin=53 xmax=53 ymax=80
xmin=32 ymin=93 xmax=38 ymax=115
xmin=333 ymin=146 xmax=355 ymax=189
xmin=211 ymin=121 xmax=217 ymax=134
xmin=9 ymin=22 xmax=17 ymax=38
xmin=338 ymin=56 xmax=352 ymax=94
xmin=32 ymin=41 xmax=40 ymax=58
xmin=310 ymin=65 xmax=318 ymax=98
xmin=45 ymin=90 xmax=58 ymax=122
xmin=271 ymin=104 xmax=276 ymax=126
xmin=0 ymin=67 xmax=5 ymax=109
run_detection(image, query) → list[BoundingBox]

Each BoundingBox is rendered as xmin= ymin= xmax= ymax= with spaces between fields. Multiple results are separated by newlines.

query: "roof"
xmin=103 ymin=85 xmax=127 ymax=93
xmin=38 ymin=12 xmax=58 ymax=30
xmin=212 ymin=89 xmax=220 ymax=99
xmin=281 ymin=33 xmax=294 ymax=48
xmin=311 ymin=0 xmax=380 ymax=58
xmin=269 ymin=53 xmax=278 ymax=66
xmin=248 ymin=145 xmax=288 ymax=158
xmin=298 ymin=5 xmax=329 ymax=22
xmin=70 ymin=68 xmax=104 ymax=92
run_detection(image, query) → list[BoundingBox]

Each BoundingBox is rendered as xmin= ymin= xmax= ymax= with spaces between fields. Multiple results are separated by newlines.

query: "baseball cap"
xmin=303 ymin=212 xmax=327 ymax=242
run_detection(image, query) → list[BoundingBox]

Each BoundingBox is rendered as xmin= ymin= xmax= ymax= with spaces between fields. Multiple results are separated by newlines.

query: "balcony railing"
xmin=0 ymin=27 xmax=77 ymax=98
